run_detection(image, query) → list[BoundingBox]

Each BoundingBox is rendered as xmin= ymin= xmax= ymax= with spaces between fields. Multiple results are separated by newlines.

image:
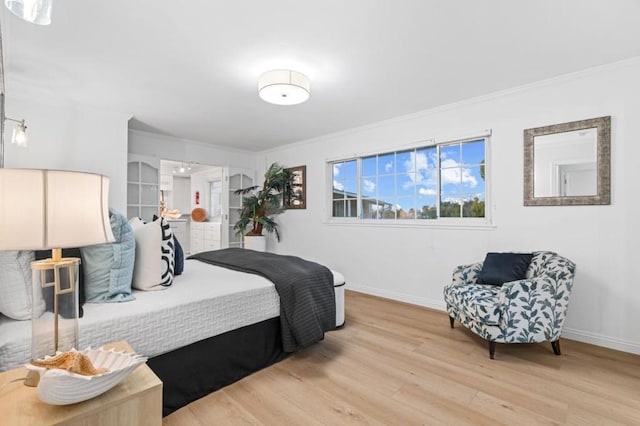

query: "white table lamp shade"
xmin=0 ymin=169 xmax=115 ymax=250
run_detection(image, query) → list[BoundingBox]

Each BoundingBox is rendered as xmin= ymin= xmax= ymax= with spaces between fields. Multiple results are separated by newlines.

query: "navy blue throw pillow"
xmin=174 ymin=235 xmax=184 ymax=276
xmin=477 ymin=252 xmax=533 ymax=286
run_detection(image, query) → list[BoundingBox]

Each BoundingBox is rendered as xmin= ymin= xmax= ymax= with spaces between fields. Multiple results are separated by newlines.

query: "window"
xmin=330 ymin=138 xmax=486 ymax=221
xmin=209 ymin=180 xmax=222 ymax=221
xmin=332 ymin=160 xmax=358 ymax=217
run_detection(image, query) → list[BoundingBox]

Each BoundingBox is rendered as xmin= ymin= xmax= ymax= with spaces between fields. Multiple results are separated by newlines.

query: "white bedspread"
xmin=0 ymin=260 xmax=280 ymax=371
xmin=0 ymin=260 xmax=346 ymax=372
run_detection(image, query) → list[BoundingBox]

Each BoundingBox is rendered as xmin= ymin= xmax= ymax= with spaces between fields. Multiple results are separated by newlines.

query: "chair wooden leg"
xmin=551 ymin=340 xmax=562 ymax=356
xmin=489 ymin=341 xmax=496 ymax=359
xmin=449 ymin=316 xmax=454 ymax=328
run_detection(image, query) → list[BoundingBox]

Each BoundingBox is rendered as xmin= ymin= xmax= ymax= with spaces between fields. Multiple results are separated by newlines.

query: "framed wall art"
xmin=285 ymin=165 xmax=306 ymax=209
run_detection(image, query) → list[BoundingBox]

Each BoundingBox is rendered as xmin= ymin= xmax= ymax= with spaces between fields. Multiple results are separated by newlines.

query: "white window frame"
xmin=326 ymin=133 xmax=493 ymax=229
xmin=208 ymin=179 xmax=223 ymax=221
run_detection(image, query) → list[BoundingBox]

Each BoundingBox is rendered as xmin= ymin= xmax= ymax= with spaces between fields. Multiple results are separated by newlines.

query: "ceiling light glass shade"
xmin=11 ymin=121 xmax=28 ymax=147
xmin=258 ymin=70 xmax=310 ymax=106
xmin=0 ymin=169 xmax=115 ymax=250
xmin=4 ymin=0 xmax=53 ymax=25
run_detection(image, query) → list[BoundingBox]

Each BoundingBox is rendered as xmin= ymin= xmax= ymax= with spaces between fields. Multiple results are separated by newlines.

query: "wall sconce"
xmin=4 ymin=0 xmax=54 ymax=25
xmin=5 ymin=117 xmax=27 ymax=146
xmin=0 ymin=115 xmax=29 ymax=167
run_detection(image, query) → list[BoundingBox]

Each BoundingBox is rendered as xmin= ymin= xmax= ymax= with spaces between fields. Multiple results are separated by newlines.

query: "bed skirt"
xmin=147 ymin=316 xmax=287 ymax=417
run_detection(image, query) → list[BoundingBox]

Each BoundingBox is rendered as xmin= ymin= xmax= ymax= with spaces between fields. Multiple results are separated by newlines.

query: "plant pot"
xmin=243 ymin=235 xmax=266 ymax=252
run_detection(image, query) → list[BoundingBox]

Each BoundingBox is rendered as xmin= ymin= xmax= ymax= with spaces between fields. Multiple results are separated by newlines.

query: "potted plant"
xmin=233 ymin=163 xmax=294 ymax=251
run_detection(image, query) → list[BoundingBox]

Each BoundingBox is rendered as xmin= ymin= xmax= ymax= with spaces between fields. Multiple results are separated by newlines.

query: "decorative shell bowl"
xmin=25 ymin=347 xmax=147 ymax=405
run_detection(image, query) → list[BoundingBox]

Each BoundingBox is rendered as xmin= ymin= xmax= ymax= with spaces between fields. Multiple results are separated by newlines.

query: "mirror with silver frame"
xmin=524 ymin=116 xmax=611 ymax=206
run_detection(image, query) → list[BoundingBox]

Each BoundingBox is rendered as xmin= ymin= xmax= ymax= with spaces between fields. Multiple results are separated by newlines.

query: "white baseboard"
xmin=561 ymin=328 xmax=640 ymax=355
xmin=346 ymin=282 xmax=446 ymax=311
xmin=346 ymin=283 xmax=640 ymax=355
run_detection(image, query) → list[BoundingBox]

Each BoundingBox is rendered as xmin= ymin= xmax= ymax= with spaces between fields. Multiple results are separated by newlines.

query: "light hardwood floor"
xmin=164 ymin=290 xmax=640 ymax=425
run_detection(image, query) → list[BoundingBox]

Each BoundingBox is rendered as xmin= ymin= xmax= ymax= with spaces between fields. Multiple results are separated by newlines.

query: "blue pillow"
xmin=174 ymin=235 xmax=184 ymax=276
xmin=81 ymin=208 xmax=136 ymax=303
xmin=477 ymin=252 xmax=533 ymax=286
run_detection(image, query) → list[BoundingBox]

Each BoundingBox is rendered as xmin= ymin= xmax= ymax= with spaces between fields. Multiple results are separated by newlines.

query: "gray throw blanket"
xmin=189 ymin=248 xmax=336 ymax=352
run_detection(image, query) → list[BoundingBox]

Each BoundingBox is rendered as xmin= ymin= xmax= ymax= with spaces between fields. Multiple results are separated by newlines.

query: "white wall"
xmin=262 ymin=58 xmax=640 ymax=354
xmin=4 ymin=84 xmax=130 ymax=212
xmin=128 ymin=129 xmax=257 ymax=171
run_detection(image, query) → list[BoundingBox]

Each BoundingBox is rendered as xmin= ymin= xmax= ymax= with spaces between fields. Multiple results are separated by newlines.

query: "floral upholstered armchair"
xmin=443 ymin=251 xmax=576 ymax=359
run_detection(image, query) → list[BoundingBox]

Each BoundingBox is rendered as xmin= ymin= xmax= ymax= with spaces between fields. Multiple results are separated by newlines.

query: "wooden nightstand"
xmin=0 ymin=341 xmax=162 ymax=426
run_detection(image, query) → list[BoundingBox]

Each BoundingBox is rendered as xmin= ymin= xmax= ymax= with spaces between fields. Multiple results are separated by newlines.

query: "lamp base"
xmin=31 ymin=255 xmax=80 ymax=361
xmin=24 ymin=370 xmax=40 ymax=387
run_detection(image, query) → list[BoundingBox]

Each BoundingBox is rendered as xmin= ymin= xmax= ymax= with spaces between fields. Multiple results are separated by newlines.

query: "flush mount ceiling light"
xmin=258 ymin=69 xmax=310 ymax=106
xmin=4 ymin=0 xmax=53 ymax=25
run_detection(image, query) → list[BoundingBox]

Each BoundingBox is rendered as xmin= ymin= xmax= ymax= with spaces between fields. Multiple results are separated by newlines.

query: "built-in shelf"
xmin=127 ymin=161 xmax=159 ymax=221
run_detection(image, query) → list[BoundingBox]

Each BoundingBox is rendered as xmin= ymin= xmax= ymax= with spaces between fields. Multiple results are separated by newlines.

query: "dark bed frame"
xmin=147 ymin=317 xmax=287 ymax=417
xmin=148 ymin=281 xmax=346 ymax=417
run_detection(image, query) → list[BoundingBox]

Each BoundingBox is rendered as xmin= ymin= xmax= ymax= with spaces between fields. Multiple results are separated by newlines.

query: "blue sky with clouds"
xmin=333 ymin=140 xmax=485 ymax=215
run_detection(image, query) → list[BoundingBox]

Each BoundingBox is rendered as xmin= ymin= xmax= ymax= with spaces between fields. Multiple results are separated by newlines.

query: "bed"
xmin=0 ymin=256 xmax=345 ymax=415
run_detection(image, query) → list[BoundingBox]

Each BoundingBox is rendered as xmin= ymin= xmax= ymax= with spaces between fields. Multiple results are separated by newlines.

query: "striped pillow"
xmin=154 ymin=216 xmax=175 ymax=286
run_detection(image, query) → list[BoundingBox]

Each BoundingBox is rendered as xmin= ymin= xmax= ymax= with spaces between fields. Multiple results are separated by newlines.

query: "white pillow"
xmin=129 ymin=218 xmax=164 ymax=291
xmin=0 ymin=251 xmax=45 ymax=320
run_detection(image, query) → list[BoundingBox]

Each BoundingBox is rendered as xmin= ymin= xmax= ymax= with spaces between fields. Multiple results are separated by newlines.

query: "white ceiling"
xmin=2 ymin=1 xmax=640 ymax=151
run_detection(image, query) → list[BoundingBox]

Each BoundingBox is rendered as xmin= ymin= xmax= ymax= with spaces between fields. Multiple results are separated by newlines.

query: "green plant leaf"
xmin=232 ymin=162 xmax=296 ymax=242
